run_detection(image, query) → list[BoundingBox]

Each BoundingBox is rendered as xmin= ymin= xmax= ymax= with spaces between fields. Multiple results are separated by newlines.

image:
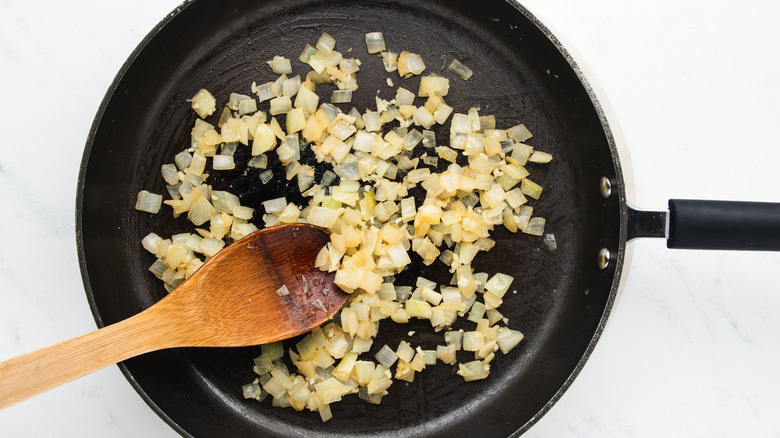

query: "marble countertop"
xmin=2 ymin=0 xmax=780 ymax=436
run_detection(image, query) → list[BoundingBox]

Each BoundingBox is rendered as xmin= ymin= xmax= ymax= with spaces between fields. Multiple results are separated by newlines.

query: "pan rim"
xmin=507 ymin=0 xmax=633 ymax=434
xmin=74 ymin=1 xmax=631 ymax=436
xmin=75 ymin=1 xmax=197 ymax=437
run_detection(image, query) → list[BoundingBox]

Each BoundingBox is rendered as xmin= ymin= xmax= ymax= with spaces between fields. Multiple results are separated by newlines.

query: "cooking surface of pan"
xmin=5 ymin=0 xmax=780 ymax=436
xmin=77 ymin=0 xmax=625 ymax=436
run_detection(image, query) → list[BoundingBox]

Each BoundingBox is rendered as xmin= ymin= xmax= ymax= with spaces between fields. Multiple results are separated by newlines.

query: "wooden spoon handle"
xmin=0 ymin=311 xmax=174 ymax=410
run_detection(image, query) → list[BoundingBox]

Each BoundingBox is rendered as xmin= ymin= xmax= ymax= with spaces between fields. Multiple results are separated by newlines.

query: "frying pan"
xmin=73 ymin=0 xmax=780 ymax=436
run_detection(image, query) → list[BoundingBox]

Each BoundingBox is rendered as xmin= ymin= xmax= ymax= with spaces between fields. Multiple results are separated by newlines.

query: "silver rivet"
xmin=598 ymin=248 xmax=611 ymax=270
xmin=599 ymin=177 xmax=612 ymax=198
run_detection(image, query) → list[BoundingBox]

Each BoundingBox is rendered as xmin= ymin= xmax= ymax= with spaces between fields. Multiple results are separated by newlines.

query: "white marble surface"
xmin=2 ymin=0 xmax=780 ymax=436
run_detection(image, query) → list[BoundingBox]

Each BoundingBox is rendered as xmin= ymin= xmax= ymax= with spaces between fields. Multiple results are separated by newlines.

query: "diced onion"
xmin=268 ymin=56 xmax=293 ymax=75
xmin=161 ymin=164 xmax=179 ymax=185
xmin=496 ymin=327 xmax=525 ymax=354
xmin=381 ymin=51 xmax=398 ymax=72
xmin=299 ymin=44 xmax=317 ymax=63
xmin=543 ymin=233 xmax=557 ymax=250
xmin=365 ymin=32 xmax=386 ymax=54
xmin=331 ymin=89 xmax=353 ymax=104
xmin=212 ymin=155 xmax=235 ymax=170
xmin=135 ymin=190 xmax=163 ymax=214
xmin=248 ymin=154 xmax=268 ymax=169
xmin=397 ymin=51 xmax=425 ymax=78
xmin=528 ymin=150 xmax=553 ymax=163
xmin=520 ymin=178 xmax=543 ymax=200
xmin=316 ymin=32 xmax=337 ymax=54
xmin=457 ymin=360 xmax=490 ymax=382
xmin=190 ymin=89 xmax=216 ymax=119
xmin=276 ymin=284 xmax=290 ymax=296
xmin=484 ymin=273 xmax=514 ymax=298
xmin=141 ymin=30 xmax=555 ymax=421
xmin=507 ymin=124 xmax=533 ymax=142
xmin=418 ymin=75 xmax=450 ymax=97
xmin=269 ymin=96 xmax=292 ymax=115
xmin=259 ymin=169 xmax=274 ymax=184
xmin=524 ymin=217 xmax=546 ymax=236
xmin=374 ymin=345 xmax=398 ymax=368
xmin=294 ymin=85 xmax=319 ymax=114
xmin=307 ymin=206 xmax=340 ymax=229
xmin=238 ymin=99 xmax=257 ymax=116
xmin=448 ymin=58 xmax=474 ymax=80
xmin=255 ymin=82 xmax=275 ymax=102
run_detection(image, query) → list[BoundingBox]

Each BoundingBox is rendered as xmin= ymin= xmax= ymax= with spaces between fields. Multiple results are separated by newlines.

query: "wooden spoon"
xmin=0 ymin=223 xmax=347 ymax=410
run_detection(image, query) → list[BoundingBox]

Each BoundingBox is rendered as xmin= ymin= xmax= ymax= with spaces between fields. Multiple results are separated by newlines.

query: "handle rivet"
xmin=599 ymin=177 xmax=612 ymax=198
xmin=598 ymin=248 xmax=611 ymax=270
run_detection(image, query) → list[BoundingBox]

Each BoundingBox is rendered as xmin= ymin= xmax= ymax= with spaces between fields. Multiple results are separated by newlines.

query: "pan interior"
xmin=76 ymin=0 xmax=624 ymax=436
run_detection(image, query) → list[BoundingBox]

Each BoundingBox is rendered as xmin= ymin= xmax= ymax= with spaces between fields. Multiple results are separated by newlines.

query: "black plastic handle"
xmin=668 ymin=199 xmax=780 ymax=250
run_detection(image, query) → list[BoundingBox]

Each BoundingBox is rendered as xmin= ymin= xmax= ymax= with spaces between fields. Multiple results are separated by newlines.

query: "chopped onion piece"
xmin=161 ymin=164 xmax=179 ymax=185
xmin=507 ymin=123 xmax=533 ymax=142
xmin=141 ymin=232 xmax=163 ymax=256
xmin=496 ymin=327 xmax=525 ymax=354
xmin=286 ymin=108 xmax=306 ymax=134
xmin=242 ymin=380 xmax=264 ymax=400
xmin=520 ymin=178 xmax=543 ymax=200
xmin=412 ymin=106 xmax=435 ymax=129
xmin=174 ymin=151 xmax=192 ymax=171
xmin=255 ymin=82 xmax=275 ymax=102
xmin=190 ymin=89 xmax=216 ymax=118
xmin=397 ymin=51 xmax=425 ymax=77
xmin=211 ymin=191 xmax=240 ymax=214
xmin=307 ymin=206 xmax=340 ymax=229
xmin=212 ymin=155 xmax=235 ymax=170
xmin=312 ymin=298 xmax=327 ymax=312
xmin=299 ymin=44 xmax=317 ymax=63
xmin=314 ymin=377 xmax=345 ymax=404
xmin=418 ymin=75 xmax=450 ymax=97
xmin=484 ymin=273 xmax=514 ymax=298
xmin=268 ymin=55 xmax=293 ymax=75
xmin=374 ymin=345 xmax=398 ymax=368
xmin=228 ymin=93 xmax=252 ymax=110
xmin=524 ymin=217 xmax=546 ymax=236
xmin=294 ymin=85 xmax=319 ymax=114
xmin=528 ymin=150 xmax=553 ymax=163
xmin=259 ymin=169 xmax=274 ymax=184
xmin=544 ymin=233 xmax=557 ymax=250
xmin=221 ymin=142 xmax=239 ymax=157
xmin=200 ymin=237 xmax=225 ymax=258
xmin=278 ymin=203 xmax=301 ymax=223
xmin=269 ymin=96 xmax=292 ymax=115
xmin=135 ymin=190 xmax=163 ymax=214
xmin=448 ymin=58 xmax=474 ymax=80
xmin=331 ymin=89 xmax=353 ymax=104
xmin=262 ymin=197 xmax=288 ymax=214
xmin=233 ymin=205 xmax=254 ymax=221
xmin=248 ymin=154 xmax=268 ymax=169
xmin=276 ymin=284 xmax=290 ymax=297
xmin=316 ymin=32 xmax=337 ymax=54
xmin=463 ymin=331 xmax=485 ymax=351
xmin=238 ymin=99 xmax=257 ymax=116
xmin=436 ymin=344 xmax=458 ymax=364
xmin=282 ymin=75 xmax=302 ymax=98
xmin=395 ymin=87 xmax=415 ymax=107
xmin=320 ymin=170 xmax=338 ymax=187
xmin=365 ymin=32 xmax=386 ymax=54
xmin=457 ymin=360 xmax=490 ymax=382
xmin=381 ymin=51 xmax=398 ymax=72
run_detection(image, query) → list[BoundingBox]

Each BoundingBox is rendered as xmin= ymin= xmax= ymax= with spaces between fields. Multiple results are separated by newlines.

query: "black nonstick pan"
xmin=75 ymin=0 xmax=780 ymax=436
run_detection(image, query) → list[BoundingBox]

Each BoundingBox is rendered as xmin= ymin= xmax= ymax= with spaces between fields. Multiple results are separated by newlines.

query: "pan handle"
xmin=629 ymin=200 xmax=780 ymax=250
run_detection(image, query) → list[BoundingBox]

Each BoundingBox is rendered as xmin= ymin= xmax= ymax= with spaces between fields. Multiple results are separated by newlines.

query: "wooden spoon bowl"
xmin=0 ymin=223 xmax=347 ymax=410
